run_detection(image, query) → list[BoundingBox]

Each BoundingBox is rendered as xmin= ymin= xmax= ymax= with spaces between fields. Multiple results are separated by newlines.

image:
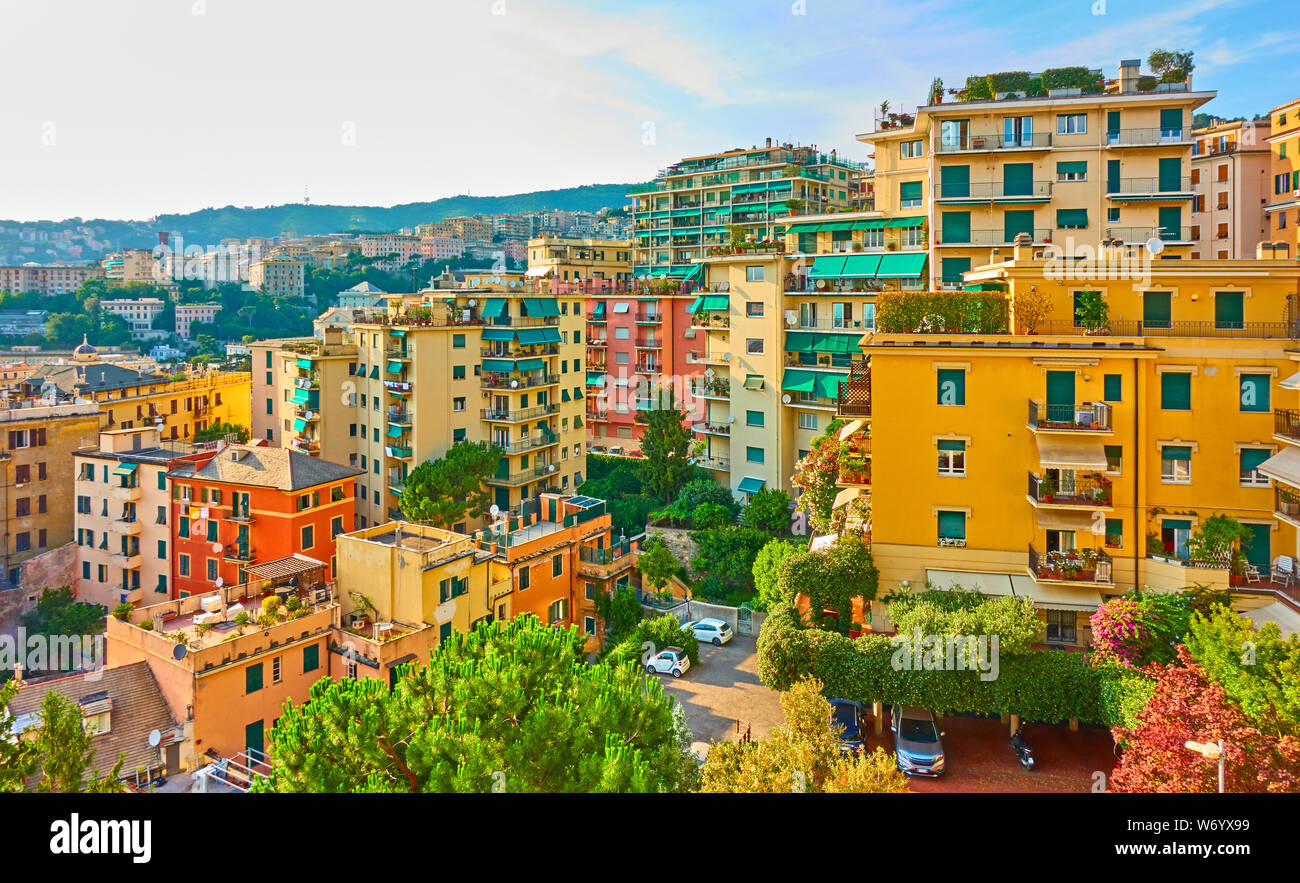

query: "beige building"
xmin=1 ymin=400 xmax=101 ymax=588
xmin=249 ymin=256 xmax=305 ymax=299
xmin=73 ymin=427 xmax=196 ymax=608
xmin=100 ymin=297 xmax=166 ymax=340
xmin=1190 ymin=119 xmax=1272 ymax=259
xmin=174 ymin=303 xmax=222 ymax=339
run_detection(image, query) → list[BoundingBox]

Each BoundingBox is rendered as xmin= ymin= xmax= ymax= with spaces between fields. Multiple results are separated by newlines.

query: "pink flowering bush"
xmin=1089 ymin=598 xmax=1153 ymax=668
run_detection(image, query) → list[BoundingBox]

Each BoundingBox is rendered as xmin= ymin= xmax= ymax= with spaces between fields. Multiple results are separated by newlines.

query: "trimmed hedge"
xmin=757 ymin=605 xmax=1150 ymax=726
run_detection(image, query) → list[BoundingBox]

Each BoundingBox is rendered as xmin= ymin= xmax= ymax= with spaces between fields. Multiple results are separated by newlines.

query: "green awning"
xmin=516 ymin=328 xmax=547 ymax=345
xmin=781 ymin=369 xmax=817 ymax=393
xmin=839 ymin=254 xmax=882 ymax=278
xmin=523 ymin=297 xmax=560 ymax=317
xmin=963 ymin=281 xmax=1008 ymax=291
xmin=291 ymin=389 xmax=310 ymax=404
xmin=784 ymin=332 xmax=820 ymax=353
xmin=690 ymin=294 xmax=728 ymax=312
xmin=292 ymin=418 xmax=307 ymax=432
xmin=586 ymin=372 xmax=605 ymax=386
xmin=369 ymin=366 xmax=379 ymax=379
xmin=856 ymin=219 xmax=887 ymax=230
xmin=785 ymin=223 xmax=823 ymax=235
xmin=818 ymin=335 xmax=858 ymax=354
xmin=386 ymin=425 xmax=404 ymax=438
xmin=737 ymin=476 xmax=766 ymax=494
xmin=514 ymin=357 xmax=545 ymax=372
xmin=814 ymin=373 xmax=847 ymax=398
xmin=885 ymin=216 xmax=926 ymax=228
xmin=591 ymin=302 xmax=607 ymax=318
xmin=1057 ymin=161 xmax=1087 ymax=175
xmin=386 ymin=360 xmax=402 ymax=374
xmin=390 ymin=329 xmax=406 ymax=337
xmin=743 ymin=375 xmax=764 ymax=390
xmin=481 ymin=298 xmax=507 ymax=319
xmin=295 ymin=357 xmax=312 ymax=369
xmin=481 ymin=359 xmax=515 ymax=373
xmin=536 ymin=327 xmax=562 ymax=344
xmin=820 ymin=221 xmax=856 ymax=232
xmin=682 ymin=263 xmax=704 ymax=282
xmin=482 ymin=327 xmax=516 ymax=342
xmin=111 ymin=463 xmax=138 ymax=477
xmin=809 ymin=256 xmax=847 ymax=278
xmin=876 ymin=253 xmax=928 ymax=278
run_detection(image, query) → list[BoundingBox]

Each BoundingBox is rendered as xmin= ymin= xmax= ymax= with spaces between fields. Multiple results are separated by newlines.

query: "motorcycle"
xmin=1011 ymin=723 xmax=1035 ymax=771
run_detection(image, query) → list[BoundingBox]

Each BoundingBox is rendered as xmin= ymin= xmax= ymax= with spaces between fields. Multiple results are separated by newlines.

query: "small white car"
xmin=682 ymin=618 xmax=734 ymax=646
xmin=645 ymin=647 xmax=691 ymax=678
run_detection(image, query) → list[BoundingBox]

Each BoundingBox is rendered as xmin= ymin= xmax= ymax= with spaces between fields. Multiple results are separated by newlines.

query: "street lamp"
xmin=1184 ymin=739 xmax=1225 ymax=793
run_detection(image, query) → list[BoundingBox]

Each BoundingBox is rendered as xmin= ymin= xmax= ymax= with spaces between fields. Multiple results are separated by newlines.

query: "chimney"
xmin=1012 ymin=232 xmax=1034 ymax=260
xmin=158 ymin=231 xmax=170 ymax=246
xmin=765 ymin=137 xmax=772 ymax=148
xmin=13 ymin=663 xmax=22 ymax=683
xmin=1118 ymin=58 xmax=1140 ymax=94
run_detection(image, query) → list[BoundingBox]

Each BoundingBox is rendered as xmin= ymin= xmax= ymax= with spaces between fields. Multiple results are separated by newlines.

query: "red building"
xmin=167 ymin=444 xmax=363 ymax=598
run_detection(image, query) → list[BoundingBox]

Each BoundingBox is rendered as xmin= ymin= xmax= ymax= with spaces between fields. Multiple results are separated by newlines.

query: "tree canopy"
xmin=398 ymin=441 xmax=502 ymax=527
xmin=637 ymin=396 xmax=696 ymax=503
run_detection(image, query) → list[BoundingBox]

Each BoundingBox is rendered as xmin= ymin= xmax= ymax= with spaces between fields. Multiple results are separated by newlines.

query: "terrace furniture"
xmin=1271 ymin=555 xmax=1295 ymax=587
xmin=1239 ymin=562 xmax=1263 ymax=584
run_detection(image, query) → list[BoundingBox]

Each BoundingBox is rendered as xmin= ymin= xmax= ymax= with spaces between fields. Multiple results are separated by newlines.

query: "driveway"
xmin=655 ymin=634 xmax=784 ymax=751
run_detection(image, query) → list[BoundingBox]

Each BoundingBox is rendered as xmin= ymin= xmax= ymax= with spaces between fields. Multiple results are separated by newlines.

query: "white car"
xmin=645 ymin=647 xmax=690 ymax=678
xmin=682 ymin=618 xmax=733 ymax=646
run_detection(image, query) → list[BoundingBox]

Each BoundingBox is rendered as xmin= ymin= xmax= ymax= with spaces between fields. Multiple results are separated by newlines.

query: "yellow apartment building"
xmin=526 ymin=236 xmax=633 ymax=284
xmin=1265 ymin=96 xmax=1300 ymax=257
xmin=1190 ymin=118 xmax=1272 ymax=259
xmin=249 ymin=256 xmax=306 ymax=299
xmin=860 ymin=59 xmax=1214 ymax=290
xmin=835 ymin=240 xmax=1300 ymax=645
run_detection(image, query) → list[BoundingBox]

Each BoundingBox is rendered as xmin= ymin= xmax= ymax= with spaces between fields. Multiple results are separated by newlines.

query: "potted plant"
xmin=784 ymin=198 xmax=805 ymax=216
xmin=1040 ymin=475 xmax=1058 ymax=502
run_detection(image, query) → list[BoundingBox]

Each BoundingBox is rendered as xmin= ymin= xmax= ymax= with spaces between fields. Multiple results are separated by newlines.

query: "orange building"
xmin=167 ymin=443 xmax=363 ymax=598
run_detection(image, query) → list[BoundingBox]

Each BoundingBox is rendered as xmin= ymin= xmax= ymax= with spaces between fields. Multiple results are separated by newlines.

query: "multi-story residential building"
xmin=833 ymin=241 xmax=1300 ymax=644
xmin=337 ymin=281 xmax=387 ymax=310
xmin=248 ymin=256 xmax=305 ymax=299
xmin=263 ymin=284 xmax=586 ymax=528
xmin=0 ymin=400 xmax=100 ymax=587
xmin=1265 ymin=96 xmax=1300 ymax=257
xmin=102 ymin=248 xmax=164 ymax=285
xmin=19 ymin=342 xmax=250 ymax=441
xmin=861 ymin=59 xmax=1213 ymax=290
xmin=629 ymin=139 xmax=866 ymax=278
xmin=100 ymin=297 xmax=166 ymax=340
xmin=358 ymin=233 xmax=421 ymax=263
xmin=174 ymin=303 xmax=222 ymax=339
xmin=166 ymin=442 xmax=362 ymax=597
xmin=526 ymin=236 xmax=633 ymax=284
xmin=0 ymin=310 xmax=50 ymax=337
xmin=0 ymin=264 xmax=105 ymax=296
xmin=1190 ymin=118 xmax=1272 ymax=259
xmin=419 ymin=235 xmax=466 ymax=261
xmin=73 ymin=426 xmax=196 ymax=608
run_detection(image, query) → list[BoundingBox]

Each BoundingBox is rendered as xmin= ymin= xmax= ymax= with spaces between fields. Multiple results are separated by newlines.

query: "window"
xmin=746 ymin=410 xmax=765 ymax=427
xmin=1240 ymin=374 xmax=1270 ymax=412
xmin=1045 ymin=610 xmax=1077 ymax=644
xmin=1104 ymin=519 xmax=1123 ymax=549
xmin=1160 ymin=445 xmax=1192 ymax=483
xmin=584 ymin=616 xmax=596 ymax=636
xmin=272 ymin=656 xmax=282 ymax=685
xmin=745 ymin=265 xmax=764 ymax=282
xmin=157 ymin=540 xmax=166 ymax=559
xmin=899 ymin=180 xmax=922 ymax=208
xmin=1240 ymin=448 xmax=1271 ymax=487
xmin=614 ymin=327 xmax=630 ymax=340
xmin=937 ymin=511 xmax=966 ymax=546
xmin=1160 ymin=372 xmax=1191 ymax=410
xmin=301 ymin=524 xmax=314 ymax=549
xmin=899 ymin=139 xmax=923 ymax=158
xmin=746 ymin=302 xmax=764 ymax=317
xmin=453 ymin=365 xmax=466 ymax=380
xmin=452 ymin=333 xmax=465 ymax=348
xmin=519 ymin=566 xmax=530 ymax=590
xmin=746 ymin=339 xmax=764 ymax=355
xmin=936 ymin=368 xmax=965 ymax=406
xmin=246 ymin=663 xmax=263 ymax=693
xmin=1104 ymin=445 xmax=1122 ymax=474
xmin=1103 ymin=374 xmax=1122 ymax=402
xmin=1215 ymin=291 xmax=1244 ymax=329
xmin=746 ymin=446 xmax=765 ymax=464
xmin=797 ymin=412 xmax=818 ymax=431
xmin=179 ymin=554 xmax=190 ymax=576
xmin=1057 ymin=113 xmax=1086 ymax=134
xmin=1056 ymin=161 xmax=1086 ymax=182
xmin=937 ymin=440 xmax=966 ymax=476
xmin=206 ymin=558 xmax=218 ymax=581
xmin=547 ymin=598 xmax=568 ymax=624
xmin=1143 ymin=291 xmax=1172 ymax=329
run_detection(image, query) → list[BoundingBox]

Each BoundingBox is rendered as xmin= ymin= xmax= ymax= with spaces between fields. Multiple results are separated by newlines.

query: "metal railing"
xmin=1107 ymin=176 xmax=1193 ymax=195
xmin=936 ymin=180 xmax=1052 ymax=200
xmin=1028 ymin=400 xmax=1112 ymax=431
xmin=480 ymin=372 xmax=559 ymax=390
xmin=480 ymin=403 xmax=558 ymax=423
xmin=1027 ymin=470 xmax=1112 ymax=506
xmin=1028 ymin=544 xmax=1114 ymax=585
xmin=835 ymin=362 xmax=872 ymax=418
xmin=1106 ymin=127 xmax=1189 ymax=146
xmin=1276 ymin=409 xmax=1300 ymax=443
xmin=935 ymin=228 xmax=1055 ymax=246
xmin=1028 ymin=319 xmax=1300 ymax=340
xmin=933 ymin=131 xmax=1055 ymax=153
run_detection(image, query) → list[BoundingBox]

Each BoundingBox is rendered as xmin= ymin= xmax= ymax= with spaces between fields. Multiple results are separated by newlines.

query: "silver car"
xmin=890 ymin=705 xmax=946 ymax=777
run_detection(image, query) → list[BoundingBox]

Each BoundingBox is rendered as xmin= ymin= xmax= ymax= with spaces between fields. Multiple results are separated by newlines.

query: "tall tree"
xmin=31 ymin=691 xmax=125 ymax=793
xmin=399 ymin=441 xmax=503 ymax=526
xmin=254 ymin=616 xmax=696 ymax=792
xmin=0 ymin=680 xmax=38 ymax=792
xmin=1186 ymin=606 xmax=1300 ymax=738
xmin=637 ymin=395 xmax=695 ymax=503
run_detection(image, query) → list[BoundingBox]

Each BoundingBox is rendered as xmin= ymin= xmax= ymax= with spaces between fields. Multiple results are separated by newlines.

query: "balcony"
xmin=385 ymin=344 xmax=410 ymax=361
xmin=635 ymin=338 xmax=662 ymax=349
xmin=1028 ymin=544 xmax=1114 ymax=586
xmin=1028 ymin=400 xmax=1112 ymax=433
xmin=692 ymin=421 xmax=731 ymax=437
xmin=481 ymin=403 xmax=559 ymax=423
xmin=838 ymin=459 xmax=872 ymax=486
xmin=222 ymin=545 xmax=254 ymax=563
xmin=1105 ymin=127 xmax=1190 ymax=148
xmin=383 ymin=379 xmax=412 ymax=395
xmin=690 ymin=314 xmax=730 ymax=329
xmin=385 ymin=445 xmax=413 ymax=459
xmin=480 ymin=372 xmax=559 ymax=391
xmin=109 ymin=517 xmax=142 ymax=536
xmin=694 ymin=454 xmax=729 ymax=471
xmin=835 ymin=362 xmax=872 ymax=418
xmin=686 ymin=350 xmax=730 ymax=366
xmin=108 ymin=551 xmax=144 ymax=570
xmin=491 ymin=463 xmax=555 ymax=486
xmin=1031 ymin=317 xmax=1300 ymax=340
xmin=934 ymin=180 xmax=1052 ymax=204
xmin=289 ymin=437 xmax=319 ymax=454
xmin=935 ymin=228 xmax=1055 ymax=247
xmin=387 ymin=408 xmax=412 ymax=426
xmin=227 ymin=504 xmax=254 ymax=523
xmin=1106 ymin=176 xmax=1194 ymax=200
xmin=1103 ymin=226 xmax=1194 ymax=244
xmin=1275 ymin=409 xmax=1300 ymax=444
xmin=107 ymin=483 xmax=142 ymax=502
xmin=692 ymin=378 xmax=730 ymax=399
xmin=495 ymin=431 xmax=559 ymax=454
xmin=1275 ymin=485 xmax=1300 ymax=527
xmin=952 ymin=129 xmax=1057 ymax=152
xmin=1026 ymin=471 xmax=1112 ymax=508
xmin=635 ymin=312 xmax=662 ymax=325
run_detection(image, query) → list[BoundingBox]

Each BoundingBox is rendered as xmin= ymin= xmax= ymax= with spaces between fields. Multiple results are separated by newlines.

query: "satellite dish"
xmin=510 ymin=380 xmax=519 ymax=388
xmin=468 ymin=299 xmax=478 ymax=307
xmin=214 ymin=576 xmax=224 ymax=587
xmin=211 ymin=544 xmax=222 ymax=554
xmin=717 ymin=281 xmax=729 ymax=291
xmin=782 ymin=394 xmax=792 ymax=404
xmin=148 ymin=729 xmax=161 ymax=748
xmin=1145 ymin=237 xmax=1165 ymax=256
xmin=816 ymin=279 xmax=827 ymax=289
xmin=489 ymin=504 xmax=500 ymax=517
xmin=172 ymin=644 xmax=188 ymax=660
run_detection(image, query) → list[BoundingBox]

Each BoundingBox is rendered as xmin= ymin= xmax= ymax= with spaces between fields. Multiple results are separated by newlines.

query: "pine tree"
xmin=637 ymin=394 xmax=695 ymax=503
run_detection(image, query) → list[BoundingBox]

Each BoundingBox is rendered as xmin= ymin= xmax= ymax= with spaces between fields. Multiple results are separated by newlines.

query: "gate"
xmin=736 ymin=604 xmax=753 ymax=636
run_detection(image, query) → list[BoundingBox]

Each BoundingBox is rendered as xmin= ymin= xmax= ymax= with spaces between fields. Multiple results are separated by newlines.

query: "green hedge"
xmin=756 ymin=607 xmax=1150 ymax=726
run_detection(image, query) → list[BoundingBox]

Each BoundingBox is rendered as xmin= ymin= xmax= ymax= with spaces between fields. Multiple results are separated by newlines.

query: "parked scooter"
xmin=1011 ymin=723 xmax=1035 ymax=770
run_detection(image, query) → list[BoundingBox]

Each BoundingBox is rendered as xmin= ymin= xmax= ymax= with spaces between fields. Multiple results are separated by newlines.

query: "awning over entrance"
xmin=1260 ymin=447 xmax=1300 ymax=487
xmin=1034 ymin=509 xmax=1098 ymax=532
xmin=1035 ymin=435 xmax=1109 ymax=470
xmin=1010 ymin=576 xmax=1103 ymax=611
xmin=924 ymin=569 xmax=1015 ymax=597
xmin=736 ymin=476 xmax=766 ymax=495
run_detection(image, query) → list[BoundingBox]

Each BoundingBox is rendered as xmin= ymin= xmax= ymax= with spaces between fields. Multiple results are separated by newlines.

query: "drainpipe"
xmin=1133 ymin=357 xmax=1141 ymax=589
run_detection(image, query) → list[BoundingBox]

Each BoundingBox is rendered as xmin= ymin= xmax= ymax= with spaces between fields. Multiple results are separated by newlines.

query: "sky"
xmin=0 ymin=0 xmax=1296 ymax=222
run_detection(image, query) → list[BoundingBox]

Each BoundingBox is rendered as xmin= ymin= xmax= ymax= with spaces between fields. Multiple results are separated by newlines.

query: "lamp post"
xmin=1184 ymin=739 xmax=1225 ymax=793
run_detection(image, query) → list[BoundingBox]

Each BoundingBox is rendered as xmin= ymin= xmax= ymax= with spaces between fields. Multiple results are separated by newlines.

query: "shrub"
xmin=875 ymin=291 xmax=1008 ymax=334
xmin=753 ymin=538 xmax=807 ymax=610
xmin=111 ymin=602 xmax=135 ymax=622
xmin=740 ymin=487 xmax=792 ymax=534
xmin=691 ymin=502 xmax=732 ymax=530
xmin=676 ymin=478 xmax=738 ymax=515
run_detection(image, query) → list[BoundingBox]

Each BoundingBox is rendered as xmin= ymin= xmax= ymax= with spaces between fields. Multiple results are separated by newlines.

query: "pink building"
xmin=175 ymin=304 xmax=222 ymax=339
xmin=419 ymin=235 xmax=466 ymax=260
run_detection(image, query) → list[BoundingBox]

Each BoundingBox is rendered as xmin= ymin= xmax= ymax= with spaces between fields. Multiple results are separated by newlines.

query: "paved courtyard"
xmin=655 ymin=634 xmax=785 ymax=753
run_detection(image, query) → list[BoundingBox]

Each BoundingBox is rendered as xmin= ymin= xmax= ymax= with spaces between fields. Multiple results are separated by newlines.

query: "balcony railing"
xmin=635 ymin=312 xmax=662 ymax=324
xmin=494 ymin=431 xmax=559 ymax=454
xmin=1030 ymin=318 xmax=1300 ymax=340
xmin=223 ymin=544 xmax=253 ymax=562
xmin=1106 ymin=127 xmax=1190 ymax=146
xmin=935 ymin=180 xmax=1052 ymax=201
xmin=481 ymin=403 xmax=559 ymax=423
xmin=1028 ymin=544 xmax=1114 ymax=585
xmin=935 ymin=228 xmax=1055 ymax=246
xmin=1102 ymin=226 xmax=1194 ymax=243
xmin=1027 ymin=471 xmax=1112 ymax=506
xmin=1275 ymin=485 xmax=1300 ymax=521
xmin=692 ymin=422 xmax=731 ymax=436
xmin=386 ymin=408 xmax=412 ymax=424
xmin=1028 ymin=400 xmax=1112 ymax=432
xmin=1276 ymin=409 xmax=1300 ymax=443
xmin=835 ymin=361 xmax=872 ymax=418
xmin=933 ymin=131 xmax=1055 ymax=153
xmin=1107 ymin=176 xmax=1194 ymax=196
xmin=480 ymin=372 xmax=559 ymax=391
xmin=491 ymin=463 xmax=554 ymax=486
xmin=839 ymin=461 xmax=872 ymax=485
xmin=685 ymin=350 xmax=730 ymax=365
xmin=694 ymin=454 xmax=729 ymax=471
xmin=692 ymin=379 xmax=730 ymax=398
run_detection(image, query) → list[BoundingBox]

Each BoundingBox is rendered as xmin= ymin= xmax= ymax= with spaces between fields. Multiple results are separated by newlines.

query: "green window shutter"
xmin=1105 ymin=518 xmax=1122 ymax=541
xmin=1159 ymin=108 xmax=1183 ymax=134
xmin=1240 ymin=448 xmax=1270 ymax=473
xmin=1002 ymin=162 xmax=1033 ymax=196
xmin=1160 ymin=372 xmax=1192 ymax=410
xmin=746 ymin=410 xmax=765 ymax=427
xmin=246 ymin=663 xmax=263 ymax=693
xmin=439 ymin=622 xmax=453 ymax=644
xmin=942 ymin=211 xmax=971 ymax=244
xmin=1240 ymin=374 xmax=1270 ymax=412
xmin=1045 ymin=371 xmax=1076 ymax=423
xmin=1106 ymin=110 xmax=1121 ymax=138
xmin=942 ymin=257 xmax=972 ymax=284
xmin=1214 ymin=292 xmax=1244 ymax=328
xmin=1106 ymin=159 xmax=1120 ymax=193
xmin=1104 ymin=445 xmax=1122 ymax=471
xmin=1056 ymin=208 xmax=1088 ymax=228
xmin=900 ymin=180 xmax=922 ymax=202
xmin=937 ymin=510 xmax=966 ymax=540
xmin=937 ymin=369 xmax=965 ymax=406
xmin=746 ymin=446 xmax=764 ymax=464
xmin=303 ymin=644 xmax=319 ymax=673
xmin=207 ymin=520 xmax=217 ymax=542
xmin=1158 ymin=157 xmax=1182 ymax=192
xmin=1158 ymin=206 xmax=1182 ymax=240
xmin=1003 ymin=210 xmax=1034 ymax=242
xmin=1162 ymin=447 xmax=1192 ymax=462
xmin=1056 ymin=161 xmax=1087 ymax=176
xmin=1143 ymin=291 xmax=1172 ymax=328
xmin=1103 ymin=374 xmax=1122 ymax=402
xmin=937 ymin=439 xmax=965 ymax=451
xmin=940 ymin=165 xmax=970 ymax=198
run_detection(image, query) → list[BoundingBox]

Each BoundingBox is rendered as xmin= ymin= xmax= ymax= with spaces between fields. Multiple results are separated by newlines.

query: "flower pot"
xmin=1044 ymin=494 xmax=1054 ymax=503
